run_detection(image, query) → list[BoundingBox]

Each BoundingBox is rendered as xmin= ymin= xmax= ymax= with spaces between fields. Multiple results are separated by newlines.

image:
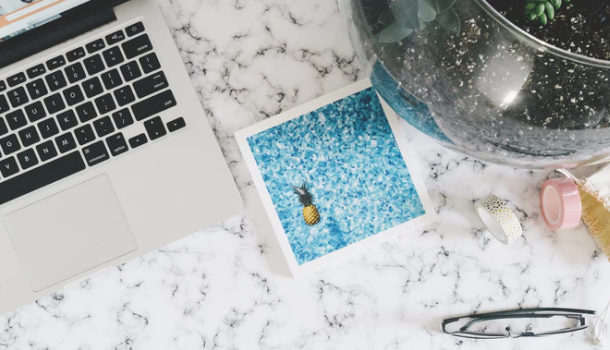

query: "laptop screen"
xmin=0 ymin=0 xmax=92 ymax=42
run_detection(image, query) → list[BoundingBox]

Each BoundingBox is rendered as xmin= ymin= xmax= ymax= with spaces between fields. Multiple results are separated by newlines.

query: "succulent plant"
xmin=524 ymin=0 xmax=570 ymax=25
xmin=377 ymin=0 xmax=460 ymax=43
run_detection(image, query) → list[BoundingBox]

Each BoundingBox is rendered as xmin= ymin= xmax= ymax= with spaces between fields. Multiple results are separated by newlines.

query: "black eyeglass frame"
xmin=442 ymin=308 xmax=596 ymax=339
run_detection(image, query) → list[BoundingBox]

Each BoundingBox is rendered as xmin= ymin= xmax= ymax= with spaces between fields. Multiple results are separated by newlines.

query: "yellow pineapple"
xmin=293 ymin=183 xmax=320 ymax=226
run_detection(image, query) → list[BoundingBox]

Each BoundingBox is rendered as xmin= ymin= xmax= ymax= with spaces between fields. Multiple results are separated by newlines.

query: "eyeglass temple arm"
xmin=442 ymin=308 xmax=595 ymax=334
xmin=457 ymin=313 xmax=585 ymax=332
xmin=471 ymin=307 xmax=596 ymax=316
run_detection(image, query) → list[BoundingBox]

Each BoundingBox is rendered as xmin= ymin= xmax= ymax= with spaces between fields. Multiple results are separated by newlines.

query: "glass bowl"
xmin=340 ymin=0 xmax=610 ymax=169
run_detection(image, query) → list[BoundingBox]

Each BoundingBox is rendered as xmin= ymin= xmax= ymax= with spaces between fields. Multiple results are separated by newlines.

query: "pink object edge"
xmin=540 ymin=178 xmax=582 ymax=231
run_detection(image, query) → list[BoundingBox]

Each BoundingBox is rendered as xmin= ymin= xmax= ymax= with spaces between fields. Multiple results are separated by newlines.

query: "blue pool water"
xmin=247 ymin=87 xmax=425 ymax=265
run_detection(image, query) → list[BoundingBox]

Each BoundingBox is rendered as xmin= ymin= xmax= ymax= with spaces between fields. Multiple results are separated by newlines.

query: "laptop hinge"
xmin=0 ymin=8 xmax=116 ymax=69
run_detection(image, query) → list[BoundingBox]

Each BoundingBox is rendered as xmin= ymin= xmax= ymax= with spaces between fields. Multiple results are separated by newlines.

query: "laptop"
xmin=0 ymin=0 xmax=242 ymax=314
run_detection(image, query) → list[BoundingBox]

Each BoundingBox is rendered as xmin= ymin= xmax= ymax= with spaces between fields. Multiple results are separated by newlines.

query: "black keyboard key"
xmin=133 ymin=71 xmax=169 ymax=99
xmin=55 ymin=132 xmax=77 ymax=153
xmin=83 ymin=54 xmax=105 ymax=76
xmin=7 ymin=73 xmax=26 ymax=87
xmin=63 ymin=85 xmax=84 ymax=106
xmin=0 ymin=81 xmax=6 ymax=92
xmin=132 ymin=90 xmax=176 ymax=121
xmin=106 ymin=30 xmax=125 ymax=45
xmin=113 ymin=86 xmax=135 ymax=107
xmin=57 ymin=110 xmax=78 ymax=131
xmin=86 ymin=39 xmax=105 ymax=54
xmin=45 ymin=71 xmax=67 ymax=91
xmin=75 ymin=102 xmax=97 ymax=123
xmin=122 ymin=34 xmax=153 ymax=59
xmin=36 ymin=140 xmax=57 ymax=162
xmin=26 ymin=79 xmax=48 ymax=100
xmin=139 ymin=53 xmax=161 ymax=74
xmin=6 ymin=110 xmax=27 ymax=130
xmin=0 ymin=95 xmax=9 ymax=114
xmin=0 ymin=118 xmax=8 ymax=136
xmin=0 ymin=152 xmax=86 ymax=205
xmin=65 ymin=63 xmax=86 ymax=83
xmin=24 ymin=101 xmax=47 ymax=122
xmin=17 ymin=149 xmax=38 ymax=170
xmin=82 ymin=77 xmax=104 ymax=98
xmin=0 ymin=157 xmax=19 ymax=178
xmin=82 ymin=141 xmax=109 ymax=166
xmin=7 ymin=87 xmax=29 ymax=108
xmin=128 ymin=133 xmax=147 ymax=149
xmin=144 ymin=116 xmax=166 ymax=140
xmin=112 ymin=109 xmax=134 ymax=129
xmin=93 ymin=116 xmax=114 ymax=137
xmin=0 ymin=134 xmax=20 ymax=155
xmin=46 ymin=56 xmax=66 ymax=70
xmin=38 ymin=118 xmax=60 ymax=139
xmin=120 ymin=61 xmax=142 ymax=82
xmin=106 ymin=133 xmax=128 ymax=157
xmin=43 ymin=93 xmax=66 ymax=115
xmin=75 ymin=124 xmax=95 ymax=145
xmin=126 ymin=22 xmax=145 ymax=37
xmin=26 ymin=64 xmax=46 ymax=79
xmin=102 ymin=47 xmax=124 ymax=68
xmin=18 ymin=126 xmax=40 ymax=147
xmin=67 ymin=47 xmax=86 ymax=62
xmin=95 ymin=94 xmax=116 ymax=114
xmin=167 ymin=117 xmax=186 ymax=132
xmin=101 ymin=69 xmax=123 ymax=90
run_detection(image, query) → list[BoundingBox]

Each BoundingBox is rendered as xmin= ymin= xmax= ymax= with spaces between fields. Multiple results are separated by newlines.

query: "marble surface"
xmin=1 ymin=0 xmax=609 ymax=349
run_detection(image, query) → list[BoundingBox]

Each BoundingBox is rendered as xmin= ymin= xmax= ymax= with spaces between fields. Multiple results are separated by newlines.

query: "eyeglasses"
xmin=442 ymin=308 xmax=596 ymax=339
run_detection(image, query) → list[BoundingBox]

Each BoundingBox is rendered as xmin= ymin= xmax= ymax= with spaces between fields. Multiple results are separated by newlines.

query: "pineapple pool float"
xmin=293 ymin=183 xmax=320 ymax=226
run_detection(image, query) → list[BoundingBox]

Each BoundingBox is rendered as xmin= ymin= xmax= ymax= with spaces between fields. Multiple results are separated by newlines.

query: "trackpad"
xmin=3 ymin=175 xmax=137 ymax=292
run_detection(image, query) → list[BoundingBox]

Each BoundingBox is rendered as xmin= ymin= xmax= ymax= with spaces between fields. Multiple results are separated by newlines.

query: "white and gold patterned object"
xmin=475 ymin=194 xmax=523 ymax=244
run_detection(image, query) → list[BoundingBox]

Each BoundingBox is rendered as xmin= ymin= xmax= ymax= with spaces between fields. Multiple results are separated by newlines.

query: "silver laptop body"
xmin=0 ymin=0 xmax=241 ymax=314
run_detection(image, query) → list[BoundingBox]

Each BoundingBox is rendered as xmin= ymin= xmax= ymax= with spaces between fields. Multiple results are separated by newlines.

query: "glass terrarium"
xmin=339 ymin=0 xmax=610 ymax=169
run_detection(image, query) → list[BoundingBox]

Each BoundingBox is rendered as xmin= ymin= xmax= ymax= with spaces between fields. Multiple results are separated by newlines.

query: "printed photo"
xmin=236 ymin=80 xmax=436 ymax=276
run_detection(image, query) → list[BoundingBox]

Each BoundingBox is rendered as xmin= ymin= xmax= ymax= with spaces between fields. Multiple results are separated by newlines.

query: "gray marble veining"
xmin=0 ymin=0 xmax=608 ymax=349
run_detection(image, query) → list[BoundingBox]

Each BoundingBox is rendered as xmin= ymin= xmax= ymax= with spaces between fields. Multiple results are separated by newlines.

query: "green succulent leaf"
xmin=390 ymin=0 xmax=420 ymax=30
xmin=377 ymin=8 xmax=395 ymax=27
xmin=379 ymin=0 xmax=460 ymax=43
xmin=378 ymin=21 xmax=414 ymax=43
xmin=437 ymin=8 xmax=461 ymax=34
xmin=550 ymin=0 xmax=562 ymax=9
xmin=525 ymin=2 xmax=537 ymax=10
xmin=417 ymin=0 xmax=437 ymax=22
xmin=432 ymin=0 xmax=457 ymax=14
xmin=539 ymin=12 xmax=548 ymax=24
xmin=528 ymin=11 xmax=538 ymax=20
xmin=419 ymin=19 xmax=427 ymax=30
xmin=544 ymin=2 xmax=555 ymax=19
xmin=523 ymin=0 xmax=568 ymax=25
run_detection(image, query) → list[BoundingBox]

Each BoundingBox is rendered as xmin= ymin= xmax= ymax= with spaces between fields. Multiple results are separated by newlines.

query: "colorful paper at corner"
xmin=577 ymin=164 xmax=610 ymax=261
xmin=234 ymin=80 xmax=437 ymax=277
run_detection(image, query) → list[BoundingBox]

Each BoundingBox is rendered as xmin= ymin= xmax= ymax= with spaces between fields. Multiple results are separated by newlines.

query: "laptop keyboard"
xmin=0 ymin=21 xmax=186 ymax=206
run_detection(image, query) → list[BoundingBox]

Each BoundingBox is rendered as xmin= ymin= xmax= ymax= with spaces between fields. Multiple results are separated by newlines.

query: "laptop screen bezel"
xmin=0 ymin=0 xmax=130 ymax=66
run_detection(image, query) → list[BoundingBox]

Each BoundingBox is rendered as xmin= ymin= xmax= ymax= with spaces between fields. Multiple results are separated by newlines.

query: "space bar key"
xmin=0 ymin=152 xmax=86 ymax=206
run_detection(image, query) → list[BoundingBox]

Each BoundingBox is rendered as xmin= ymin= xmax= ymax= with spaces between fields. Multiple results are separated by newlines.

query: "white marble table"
xmin=1 ymin=0 xmax=608 ymax=349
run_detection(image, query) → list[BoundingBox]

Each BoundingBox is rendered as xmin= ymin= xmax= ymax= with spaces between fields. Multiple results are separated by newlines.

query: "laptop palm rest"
xmin=3 ymin=175 xmax=137 ymax=292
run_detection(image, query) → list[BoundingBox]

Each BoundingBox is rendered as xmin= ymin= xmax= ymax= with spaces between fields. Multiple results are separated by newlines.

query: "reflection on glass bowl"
xmin=340 ymin=0 xmax=610 ymax=169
